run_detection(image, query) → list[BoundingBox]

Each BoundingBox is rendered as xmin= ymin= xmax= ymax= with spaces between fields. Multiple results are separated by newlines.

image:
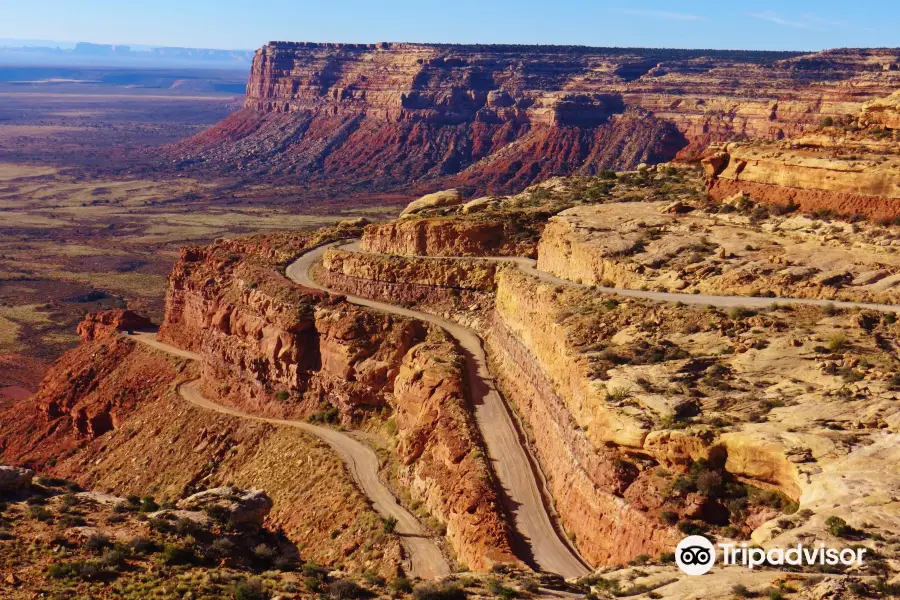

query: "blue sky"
xmin=0 ymin=0 xmax=896 ymax=51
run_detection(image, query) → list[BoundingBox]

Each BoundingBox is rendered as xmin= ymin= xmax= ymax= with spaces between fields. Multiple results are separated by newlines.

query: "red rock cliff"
xmin=174 ymin=44 xmax=900 ymax=197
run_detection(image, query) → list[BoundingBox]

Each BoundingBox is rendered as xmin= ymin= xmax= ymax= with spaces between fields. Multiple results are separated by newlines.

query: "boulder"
xmin=338 ymin=217 xmax=370 ymax=228
xmin=176 ymin=487 xmax=272 ymax=529
xmin=461 ymin=196 xmax=497 ymax=214
xmin=399 ymin=189 xmax=463 ymax=217
xmin=0 ymin=465 xmax=34 ymax=493
xmin=77 ymin=310 xmax=154 ymax=342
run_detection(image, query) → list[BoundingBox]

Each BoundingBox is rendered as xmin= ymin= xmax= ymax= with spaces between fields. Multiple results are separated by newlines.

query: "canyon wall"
xmin=705 ymin=88 xmax=900 ymax=220
xmin=156 ymin=230 xmax=515 ymax=571
xmin=173 ymin=43 xmax=900 ymax=197
xmin=318 ymin=247 xmax=687 ymax=565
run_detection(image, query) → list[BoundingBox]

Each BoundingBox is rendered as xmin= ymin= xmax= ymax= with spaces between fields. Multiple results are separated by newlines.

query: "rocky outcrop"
xmin=323 ymin=248 xmax=498 ymax=291
xmin=156 ymin=231 xmax=516 ymax=570
xmin=177 ymin=486 xmax=273 ymax=530
xmin=360 ymin=217 xmax=538 ymax=257
xmin=17 ymin=334 xmax=185 ymax=445
xmin=705 ymin=142 xmax=900 ymax=221
xmin=173 ymin=44 xmax=900 ymax=196
xmin=0 ymin=465 xmax=33 ymax=492
xmin=862 ymin=90 xmax=900 ymax=129
xmin=391 ymin=336 xmax=517 ymax=571
xmin=400 ymin=190 xmax=464 ymax=217
xmin=76 ymin=309 xmax=154 ymax=342
xmin=159 ymin=242 xmax=431 ymax=420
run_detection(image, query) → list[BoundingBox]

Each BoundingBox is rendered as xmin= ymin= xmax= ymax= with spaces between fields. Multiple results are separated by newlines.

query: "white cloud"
xmin=749 ymin=11 xmax=843 ymax=30
xmin=613 ymin=8 xmax=706 ymax=22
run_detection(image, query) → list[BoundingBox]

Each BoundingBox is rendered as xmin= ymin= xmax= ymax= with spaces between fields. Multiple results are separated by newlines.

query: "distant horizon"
xmin=4 ymin=1 xmax=899 ymax=53
xmin=8 ymin=36 xmax=900 ymax=55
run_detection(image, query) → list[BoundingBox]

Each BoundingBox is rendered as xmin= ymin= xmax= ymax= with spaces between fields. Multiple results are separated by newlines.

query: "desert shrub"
xmin=826 ymin=333 xmax=848 ymax=352
xmin=677 ymin=520 xmax=706 ymax=535
xmin=162 ymin=543 xmax=194 ymax=565
xmin=149 ymin=516 xmax=173 ymax=533
xmin=696 ymin=470 xmax=724 ymax=497
xmin=251 ymin=543 xmax=278 ymax=567
xmin=826 ymin=515 xmax=852 ymax=538
xmin=210 ymin=537 xmax=236 ymax=558
xmin=98 ymin=548 xmax=128 ymax=569
xmin=28 ymin=505 xmax=52 ymax=522
xmin=383 ymin=516 xmax=398 ymax=534
xmin=276 ymin=391 xmax=290 ymax=401
xmin=85 ymin=533 xmax=112 ymax=553
xmin=413 ymin=582 xmax=467 ymax=600
xmin=139 ymin=496 xmax=159 ymax=513
xmin=732 ymin=584 xmax=752 ymax=597
xmin=235 ymin=577 xmax=270 ymax=600
xmin=390 ymin=577 xmax=413 ymax=594
xmin=130 ymin=536 xmax=157 ymax=555
xmin=728 ymin=307 xmax=755 ymax=321
xmin=175 ymin=517 xmax=201 ymax=536
xmin=205 ymin=504 xmax=230 ymax=523
xmin=329 ymin=579 xmax=366 ymax=600
xmin=822 ymin=116 xmax=834 ymax=127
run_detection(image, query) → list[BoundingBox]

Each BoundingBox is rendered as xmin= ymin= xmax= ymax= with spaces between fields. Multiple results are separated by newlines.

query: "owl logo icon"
xmin=675 ymin=535 xmax=716 ymax=575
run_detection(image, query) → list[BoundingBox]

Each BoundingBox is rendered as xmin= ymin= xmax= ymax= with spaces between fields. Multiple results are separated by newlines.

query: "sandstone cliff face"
xmin=705 ymin=141 xmax=900 ymax=221
xmin=704 ymin=88 xmax=900 ymax=220
xmin=318 ymin=248 xmax=685 ymax=565
xmin=159 ymin=235 xmax=430 ymax=420
xmin=391 ymin=335 xmax=517 ymax=571
xmin=360 ymin=215 xmax=541 ymax=257
xmin=174 ymin=44 xmax=900 ymax=196
xmin=156 ymin=230 xmax=515 ymax=571
xmin=324 ymin=248 xmax=497 ymax=291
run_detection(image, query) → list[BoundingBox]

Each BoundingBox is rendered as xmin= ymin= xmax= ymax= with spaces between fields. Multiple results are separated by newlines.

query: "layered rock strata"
xmin=174 ymin=43 xmax=900 ymax=196
xmin=156 ymin=229 xmax=515 ymax=571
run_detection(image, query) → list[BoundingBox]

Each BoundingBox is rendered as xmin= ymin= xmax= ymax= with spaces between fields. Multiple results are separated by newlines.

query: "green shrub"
xmin=827 ymin=333 xmax=848 ymax=352
xmin=329 ymin=579 xmax=366 ymax=600
xmin=413 ymin=582 xmax=467 ymax=600
xmin=383 ymin=516 xmax=398 ymax=534
xmin=390 ymin=577 xmax=413 ymax=594
xmin=826 ymin=515 xmax=852 ymax=538
xmin=162 ymin=544 xmax=194 ymax=565
xmin=130 ymin=536 xmax=157 ymax=555
xmin=234 ymin=577 xmax=270 ymax=600
xmin=210 ymin=537 xmax=235 ymax=558
xmin=139 ymin=496 xmax=159 ymax=513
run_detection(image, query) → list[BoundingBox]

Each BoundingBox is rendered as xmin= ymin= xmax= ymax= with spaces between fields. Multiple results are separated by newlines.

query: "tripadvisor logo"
xmin=675 ymin=535 xmax=867 ymax=576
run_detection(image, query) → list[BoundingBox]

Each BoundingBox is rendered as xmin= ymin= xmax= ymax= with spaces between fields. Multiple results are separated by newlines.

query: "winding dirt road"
xmin=288 ymin=239 xmax=900 ymax=578
xmin=287 ymin=244 xmax=593 ymax=578
xmin=339 ymin=240 xmax=900 ymax=314
xmin=124 ymin=332 xmax=450 ymax=580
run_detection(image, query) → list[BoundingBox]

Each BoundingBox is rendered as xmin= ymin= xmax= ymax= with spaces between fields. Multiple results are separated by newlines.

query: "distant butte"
xmin=170 ymin=43 xmax=900 ymax=198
